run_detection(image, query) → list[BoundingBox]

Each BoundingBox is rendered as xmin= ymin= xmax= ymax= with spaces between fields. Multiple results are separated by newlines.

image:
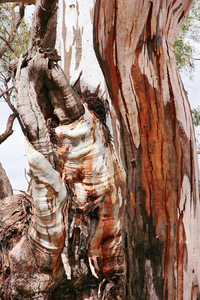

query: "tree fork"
xmin=0 ymin=0 xmax=126 ymax=298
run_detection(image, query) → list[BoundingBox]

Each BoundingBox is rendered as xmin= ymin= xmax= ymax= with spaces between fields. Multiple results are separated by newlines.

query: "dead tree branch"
xmin=0 ymin=111 xmax=18 ymax=144
xmin=0 ymin=86 xmax=13 ymax=98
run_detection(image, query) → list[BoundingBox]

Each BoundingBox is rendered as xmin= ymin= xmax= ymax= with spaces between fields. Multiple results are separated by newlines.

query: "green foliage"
xmin=174 ymin=0 xmax=200 ymax=75
xmin=0 ymin=4 xmax=30 ymax=81
xmin=192 ymin=106 xmax=200 ymax=127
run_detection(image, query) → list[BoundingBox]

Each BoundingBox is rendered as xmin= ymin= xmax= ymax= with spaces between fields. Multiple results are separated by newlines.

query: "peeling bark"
xmin=55 ymin=102 xmax=125 ymax=280
xmin=1 ymin=0 xmax=199 ymax=299
xmin=0 ymin=0 xmax=126 ymax=298
xmin=94 ymin=0 xmax=200 ymax=299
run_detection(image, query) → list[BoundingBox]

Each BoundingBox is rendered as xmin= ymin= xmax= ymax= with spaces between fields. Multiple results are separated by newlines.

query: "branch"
xmin=0 ymin=111 xmax=18 ymax=144
xmin=6 ymin=95 xmax=27 ymax=136
xmin=184 ymin=52 xmax=200 ymax=60
xmin=0 ymin=86 xmax=14 ymax=98
xmin=0 ymin=86 xmax=27 ymax=136
xmin=0 ymin=35 xmax=15 ymax=53
xmin=28 ymin=0 xmax=58 ymax=51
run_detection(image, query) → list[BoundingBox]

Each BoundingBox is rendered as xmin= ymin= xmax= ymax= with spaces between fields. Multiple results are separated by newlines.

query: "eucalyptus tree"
xmin=0 ymin=0 xmax=199 ymax=299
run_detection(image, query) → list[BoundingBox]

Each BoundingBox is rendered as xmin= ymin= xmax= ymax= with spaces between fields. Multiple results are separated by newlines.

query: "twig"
xmin=3 ymin=90 xmax=27 ymax=137
xmin=0 ymin=86 xmax=14 ymax=99
xmin=184 ymin=52 xmax=200 ymax=61
xmin=0 ymin=111 xmax=18 ymax=144
xmin=0 ymin=35 xmax=15 ymax=53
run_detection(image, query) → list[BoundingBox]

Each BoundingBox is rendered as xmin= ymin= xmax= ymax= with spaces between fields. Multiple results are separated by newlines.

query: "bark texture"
xmin=94 ymin=0 xmax=200 ymax=299
xmin=0 ymin=0 xmax=125 ymax=298
xmin=0 ymin=163 xmax=12 ymax=199
xmin=1 ymin=0 xmax=199 ymax=299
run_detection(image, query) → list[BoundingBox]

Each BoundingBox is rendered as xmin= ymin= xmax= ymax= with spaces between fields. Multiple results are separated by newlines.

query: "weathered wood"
xmin=0 ymin=163 xmax=12 ymax=199
xmin=28 ymin=0 xmax=58 ymax=51
xmin=55 ymin=101 xmax=126 ymax=280
xmin=1 ymin=0 xmax=199 ymax=299
xmin=1 ymin=1 xmax=126 ymax=298
xmin=0 ymin=194 xmax=31 ymax=298
xmin=94 ymin=0 xmax=200 ymax=299
xmin=15 ymin=51 xmax=84 ymax=167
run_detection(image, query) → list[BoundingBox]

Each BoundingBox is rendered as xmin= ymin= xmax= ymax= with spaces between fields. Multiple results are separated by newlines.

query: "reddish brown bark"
xmin=1 ymin=0 xmax=199 ymax=299
xmin=94 ymin=0 xmax=200 ymax=299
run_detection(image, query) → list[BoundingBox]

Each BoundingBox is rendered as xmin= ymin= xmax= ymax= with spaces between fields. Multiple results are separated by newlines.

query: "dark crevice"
xmin=79 ymin=91 xmax=112 ymax=146
xmin=178 ymin=11 xmax=185 ymax=23
xmin=172 ymin=3 xmax=182 ymax=15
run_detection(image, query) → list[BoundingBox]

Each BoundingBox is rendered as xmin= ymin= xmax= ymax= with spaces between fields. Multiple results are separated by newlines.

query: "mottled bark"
xmin=1 ymin=0 xmax=199 ymax=299
xmin=94 ymin=0 xmax=200 ymax=299
xmin=0 ymin=0 xmax=125 ymax=299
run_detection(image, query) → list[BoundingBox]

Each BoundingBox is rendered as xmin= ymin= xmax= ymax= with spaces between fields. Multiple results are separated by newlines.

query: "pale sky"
xmin=182 ymin=61 xmax=200 ymax=109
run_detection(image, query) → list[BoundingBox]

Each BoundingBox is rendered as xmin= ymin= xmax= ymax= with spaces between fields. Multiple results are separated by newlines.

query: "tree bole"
xmin=94 ymin=0 xmax=200 ymax=299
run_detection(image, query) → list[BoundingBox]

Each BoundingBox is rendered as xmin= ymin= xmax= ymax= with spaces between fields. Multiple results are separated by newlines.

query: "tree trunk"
xmin=93 ymin=0 xmax=200 ymax=299
xmin=0 ymin=0 xmax=125 ymax=299
xmin=1 ymin=0 xmax=200 ymax=299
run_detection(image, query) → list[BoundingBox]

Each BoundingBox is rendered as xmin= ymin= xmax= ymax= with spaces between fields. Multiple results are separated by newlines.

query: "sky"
xmin=0 ymin=5 xmax=200 ymax=193
xmin=182 ymin=61 xmax=200 ymax=109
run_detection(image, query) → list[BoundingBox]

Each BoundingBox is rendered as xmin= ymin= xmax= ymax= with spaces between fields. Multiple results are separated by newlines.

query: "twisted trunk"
xmin=1 ymin=0 xmax=125 ymax=298
xmin=1 ymin=0 xmax=199 ymax=299
xmin=94 ymin=0 xmax=200 ymax=299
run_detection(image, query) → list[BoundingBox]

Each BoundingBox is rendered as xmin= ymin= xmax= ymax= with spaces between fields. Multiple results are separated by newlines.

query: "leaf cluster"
xmin=0 ymin=3 xmax=30 ymax=85
xmin=174 ymin=0 xmax=200 ymax=75
xmin=192 ymin=106 xmax=200 ymax=127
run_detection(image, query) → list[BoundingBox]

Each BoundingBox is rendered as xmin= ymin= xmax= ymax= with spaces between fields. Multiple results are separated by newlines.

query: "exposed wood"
xmin=94 ymin=0 xmax=200 ymax=299
xmin=55 ymin=101 xmax=126 ymax=280
xmin=15 ymin=51 xmax=84 ymax=167
xmin=0 ymin=0 xmax=126 ymax=298
xmin=1 ymin=0 xmax=199 ymax=299
xmin=0 ymin=163 xmax=13 ymax=199
xmin=0 ymin=194 xmax=31 ymax=298
xmin=28 ymin=0 xmax=58 ymax=51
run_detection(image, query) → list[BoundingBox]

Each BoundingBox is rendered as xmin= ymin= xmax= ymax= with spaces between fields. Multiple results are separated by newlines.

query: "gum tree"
xmin=0 ymin=0 xmax=199 ymax=299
